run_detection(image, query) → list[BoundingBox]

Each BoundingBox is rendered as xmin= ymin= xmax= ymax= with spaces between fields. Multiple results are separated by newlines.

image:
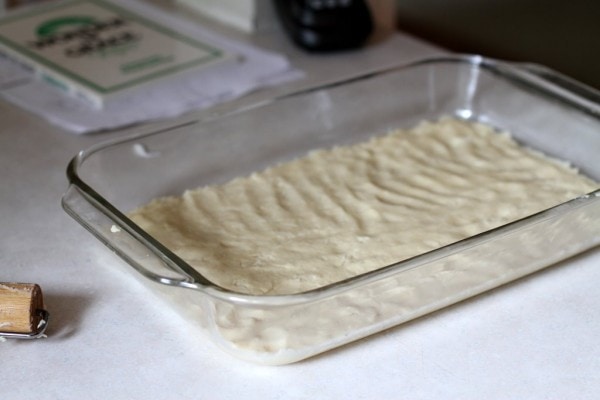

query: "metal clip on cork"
xmin=0 ymin=283 xmax=50 ymax=339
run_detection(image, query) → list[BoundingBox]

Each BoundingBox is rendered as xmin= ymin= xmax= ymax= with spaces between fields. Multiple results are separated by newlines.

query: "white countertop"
xmin=2 ymin=5 xmax=599 ymax=399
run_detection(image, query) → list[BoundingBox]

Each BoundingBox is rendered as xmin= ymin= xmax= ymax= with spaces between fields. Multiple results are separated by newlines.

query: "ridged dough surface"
xmin=129 ymin=119 xmax=598 ymax=295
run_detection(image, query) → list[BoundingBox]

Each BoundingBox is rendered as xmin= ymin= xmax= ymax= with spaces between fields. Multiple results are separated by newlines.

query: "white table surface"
xmin=2 ymin=5 xmax=599 ymax=400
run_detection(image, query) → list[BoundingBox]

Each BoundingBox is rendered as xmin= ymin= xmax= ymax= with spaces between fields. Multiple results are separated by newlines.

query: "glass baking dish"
xmin=62 ymin=55 xmax=600 ymax=365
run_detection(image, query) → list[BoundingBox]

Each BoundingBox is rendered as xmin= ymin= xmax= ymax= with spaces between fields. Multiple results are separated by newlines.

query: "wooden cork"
xmin=0 ymin=283 xmax=45 ymax=334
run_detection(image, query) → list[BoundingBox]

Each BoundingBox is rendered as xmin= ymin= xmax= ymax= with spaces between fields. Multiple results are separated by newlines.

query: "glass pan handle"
xmin=516 ymin=62 xmax=600 ymax=108
xmin=61 ymin=184 xmax=212 ymax=290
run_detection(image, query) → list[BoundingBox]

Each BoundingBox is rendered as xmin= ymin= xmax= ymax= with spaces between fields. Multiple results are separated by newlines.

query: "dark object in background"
xmin=273 ymin=0 xmax=373 ymax=52
xmin=394 ymin=0 xmax=600 ymax=89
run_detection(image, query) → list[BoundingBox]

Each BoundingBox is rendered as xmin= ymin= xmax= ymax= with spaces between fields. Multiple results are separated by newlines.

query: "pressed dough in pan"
xmin=129 ymin=118 xmax=599 ymax=295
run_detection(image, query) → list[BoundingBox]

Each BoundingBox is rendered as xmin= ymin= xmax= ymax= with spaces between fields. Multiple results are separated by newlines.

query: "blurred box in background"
xmin=2 ymin=0 xmax=52 ymax=12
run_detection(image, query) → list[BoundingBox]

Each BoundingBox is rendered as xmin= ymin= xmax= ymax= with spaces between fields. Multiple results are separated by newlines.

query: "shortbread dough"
xmin=129 ymin=118 xmax=598 ymax=295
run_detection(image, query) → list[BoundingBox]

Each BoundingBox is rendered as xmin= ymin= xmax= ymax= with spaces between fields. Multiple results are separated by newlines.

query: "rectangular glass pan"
xmin=62 ymin=55 xmax=600 ymax=365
